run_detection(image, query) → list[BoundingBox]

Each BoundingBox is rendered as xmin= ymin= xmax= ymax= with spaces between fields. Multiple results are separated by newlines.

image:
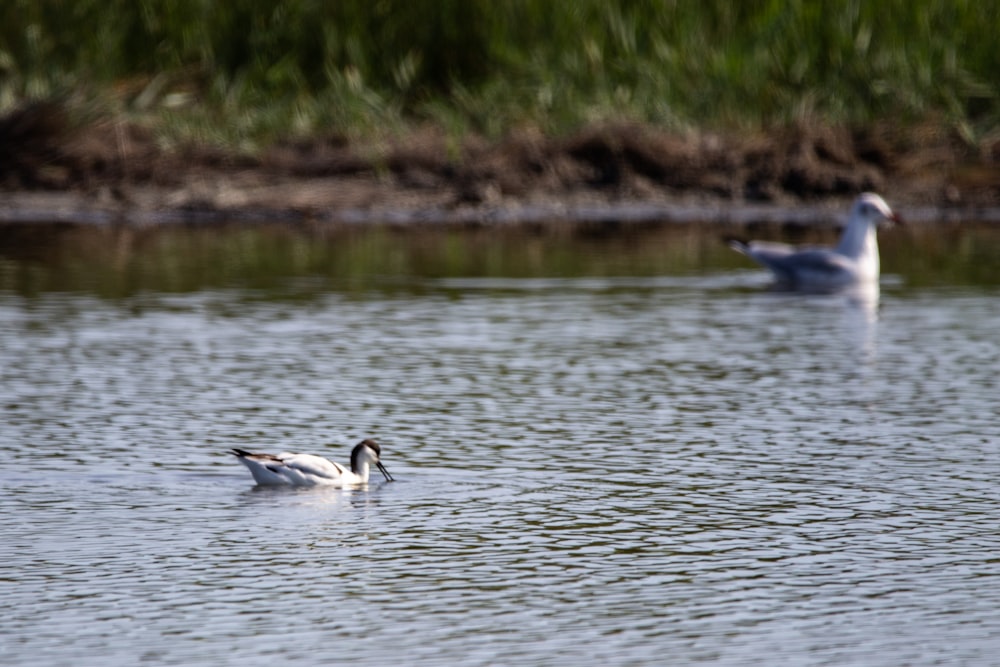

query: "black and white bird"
xmin=230 ymin=439 xmax=394 ymax=487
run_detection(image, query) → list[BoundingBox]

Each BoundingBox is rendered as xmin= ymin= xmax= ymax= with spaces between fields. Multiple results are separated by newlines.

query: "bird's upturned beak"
xmin=377 ymin=461 xmax=394 ymax=482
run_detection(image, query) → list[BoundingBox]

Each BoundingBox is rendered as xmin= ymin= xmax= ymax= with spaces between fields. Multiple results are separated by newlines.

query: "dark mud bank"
xmin=1 ymin=101 xmax=999 ymax=226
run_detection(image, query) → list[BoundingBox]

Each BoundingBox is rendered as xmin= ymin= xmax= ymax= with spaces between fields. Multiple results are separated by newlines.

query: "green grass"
xmin=1 ymin=1 xmax=998 ymax=147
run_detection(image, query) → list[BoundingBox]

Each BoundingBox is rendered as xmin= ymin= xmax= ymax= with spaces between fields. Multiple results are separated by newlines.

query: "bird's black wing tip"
xmin=724 ymin=236 xmax=749 ymax=251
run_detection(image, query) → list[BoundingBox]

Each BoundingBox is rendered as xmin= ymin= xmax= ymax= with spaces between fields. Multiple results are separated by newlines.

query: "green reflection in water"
xmin=0 ymin=220 xmax=998 ymax=298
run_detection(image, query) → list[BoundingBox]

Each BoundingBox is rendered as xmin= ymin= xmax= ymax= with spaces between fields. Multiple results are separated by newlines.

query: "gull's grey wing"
xmin=734 ymin=240 xmax=851 ymax=281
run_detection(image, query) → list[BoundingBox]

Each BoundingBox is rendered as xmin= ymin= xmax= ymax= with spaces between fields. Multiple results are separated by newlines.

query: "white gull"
xmin=728 ymin=193 xmax=902 ymax=291
xmin=230 ymin=439 xmax=394 ymax=487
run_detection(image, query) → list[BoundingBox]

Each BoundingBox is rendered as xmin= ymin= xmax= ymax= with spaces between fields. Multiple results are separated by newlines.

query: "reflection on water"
xmin=1 ymin=220 xmax=999 ymax=666
xmin=0 ymin=219 xmax=999 ymax=297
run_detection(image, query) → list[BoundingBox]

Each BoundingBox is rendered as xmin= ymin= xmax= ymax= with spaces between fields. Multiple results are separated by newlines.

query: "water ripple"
xmin=1 ymin=280 xmax=999 ymax=665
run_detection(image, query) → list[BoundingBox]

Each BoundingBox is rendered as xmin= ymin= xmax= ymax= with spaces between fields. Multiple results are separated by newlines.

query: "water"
xmin=2 ymin=221 xmax=999 ymax=666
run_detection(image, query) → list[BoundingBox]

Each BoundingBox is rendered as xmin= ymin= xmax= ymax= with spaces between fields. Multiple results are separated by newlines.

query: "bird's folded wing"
xmin=765 ymin=248 xmax=853 ymax=273
xmin=741 ymin=240 xmax=796 ymax=258
xmin=278 ymin=453 xmax=347 ymax=478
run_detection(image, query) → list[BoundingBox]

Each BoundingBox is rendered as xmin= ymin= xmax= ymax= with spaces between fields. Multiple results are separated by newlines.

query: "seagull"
xmin=230 ymin=439 xmax=394 ymax=487
xmin=728 ymin=193 xmax=902 ymax=291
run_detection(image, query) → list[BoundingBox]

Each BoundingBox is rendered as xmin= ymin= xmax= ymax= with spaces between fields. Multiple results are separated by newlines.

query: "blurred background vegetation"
xmin=1 ymin=1 xmax=997 ymax=148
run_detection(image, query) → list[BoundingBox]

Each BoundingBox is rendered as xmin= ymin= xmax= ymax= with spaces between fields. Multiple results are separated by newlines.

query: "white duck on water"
xmin=230 ymin=439 xmax=394 ymax=487
xmin=728 ymin=193 xmax=902 ymax=291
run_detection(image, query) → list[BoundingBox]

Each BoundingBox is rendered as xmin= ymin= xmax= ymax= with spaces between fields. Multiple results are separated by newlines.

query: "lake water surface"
xmin=2 ymin=221 xmax=999 ymax=666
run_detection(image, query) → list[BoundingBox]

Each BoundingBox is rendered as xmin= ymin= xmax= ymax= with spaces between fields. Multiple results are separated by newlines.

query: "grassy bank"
xmin=2 ymin=1 xmax=998 ymax=148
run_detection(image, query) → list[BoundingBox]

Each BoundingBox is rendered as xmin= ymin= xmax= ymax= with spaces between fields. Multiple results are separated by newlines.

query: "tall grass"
xmin=1 ymin=1 xmax=997 ymax=145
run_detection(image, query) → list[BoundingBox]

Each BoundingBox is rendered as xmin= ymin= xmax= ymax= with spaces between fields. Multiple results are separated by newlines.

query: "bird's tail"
xmin=230 ymin=448 xmax=253 ymax=457
xmin=725 ymin=237 xmax=750 ymax=254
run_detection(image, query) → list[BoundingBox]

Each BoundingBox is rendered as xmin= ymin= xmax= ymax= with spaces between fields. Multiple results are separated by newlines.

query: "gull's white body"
xmin=729 ymin=193 xmax=900 ymax=291
xmin=230 ymin=439 xmax=393 ymax=487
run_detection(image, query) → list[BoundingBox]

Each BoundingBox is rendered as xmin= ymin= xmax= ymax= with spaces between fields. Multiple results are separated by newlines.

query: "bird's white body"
xmin=230 ymin=439 xmax=393 ymax=487
xmin=729 ymin=193 xmax=900 ymax=291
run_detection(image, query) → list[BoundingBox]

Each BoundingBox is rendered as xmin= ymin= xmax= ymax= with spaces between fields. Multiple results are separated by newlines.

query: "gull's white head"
xmin=835 ymin=192 xmax=902 ymax=266
xmin=852 ymin=193 xmax=902 ymax=227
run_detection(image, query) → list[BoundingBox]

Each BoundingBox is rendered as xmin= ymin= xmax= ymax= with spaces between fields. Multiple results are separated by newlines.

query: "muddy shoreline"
xmin=1 ymin=103 xmax=999 ymax=226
